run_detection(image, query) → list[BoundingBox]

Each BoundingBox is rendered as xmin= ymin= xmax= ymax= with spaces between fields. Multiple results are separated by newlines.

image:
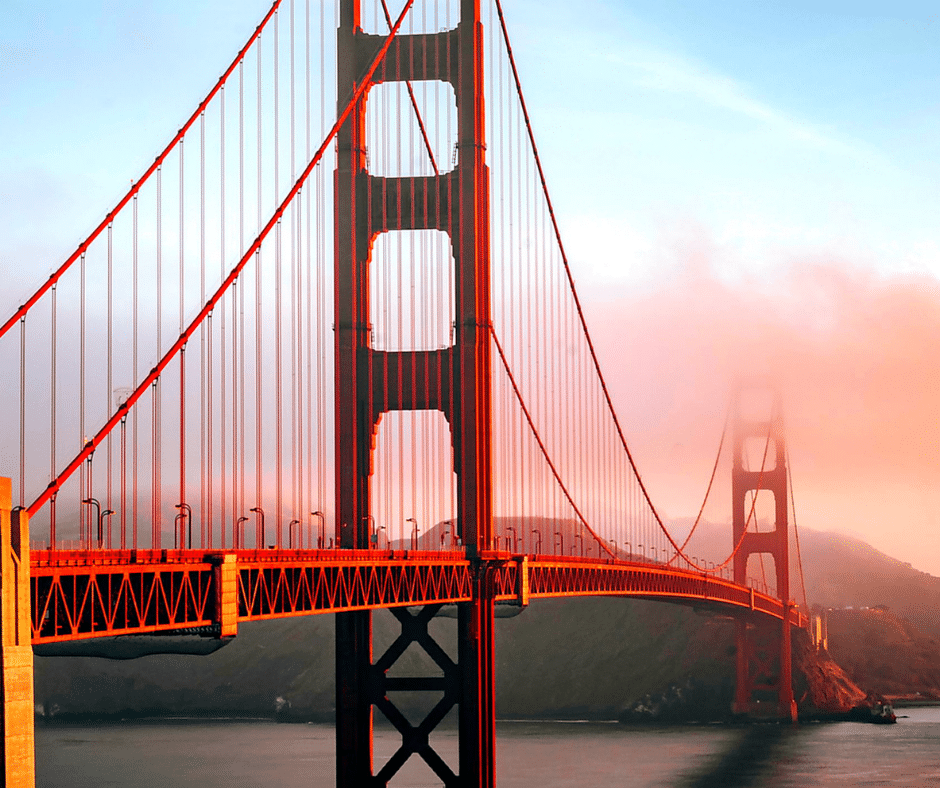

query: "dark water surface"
xmin=36 ymin=707 xmax=940 ymax=787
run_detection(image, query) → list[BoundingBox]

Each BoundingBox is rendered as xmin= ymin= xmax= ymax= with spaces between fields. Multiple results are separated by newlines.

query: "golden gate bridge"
xmin=0 ymin=1 xmax=810 ymax=785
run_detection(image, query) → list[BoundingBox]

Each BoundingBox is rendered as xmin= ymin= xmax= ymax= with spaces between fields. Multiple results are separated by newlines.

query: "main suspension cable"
xmin=27 ymin=0 xmax=418 ymax=518
xmin=0 ymin=0 xmax=286 ymax=341
xmin=494 ymin=0 xmax=746 ymax=573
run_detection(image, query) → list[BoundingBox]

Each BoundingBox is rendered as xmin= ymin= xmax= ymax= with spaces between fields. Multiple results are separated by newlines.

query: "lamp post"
xmin=81 ymin=497 xmax=101 ymax=550
xmin=100 ymin=509 xmax=114 ymax=549
xmin=574 ymin=531 xmax=584 ymax=557
xmin=311 ymin=511 xmax=324 ymax=548
xmin=102 ymin=509 xmax=115 ymax=549
xmin=406 ymin=517 xmax=419 ymax=550
xmin=173 ymin=511 xmax=184 ymax=549
xmin=289 ymin=519 xmax=301 ymax=549
xmin=174 ymin=502 xmax=193 ymax=549
xmin=236 ymin=516 xmax=249 ymax=549
xmin=251 ymin=507 xmax=265 ymax=548
xmin=506 ymin=526 xmax=518 ymax=553
xmin=532 ymin=529 xmax=542 ymax=554
xmin=554 ymin=531 xmax=564 ymax=555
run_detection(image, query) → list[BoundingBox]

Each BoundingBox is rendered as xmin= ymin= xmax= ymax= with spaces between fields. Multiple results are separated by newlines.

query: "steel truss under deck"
xmin=29 ymin=550 xmax=804 ymax=646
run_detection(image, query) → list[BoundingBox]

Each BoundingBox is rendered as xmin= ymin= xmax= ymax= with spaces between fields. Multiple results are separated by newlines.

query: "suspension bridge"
xmin=1 ymin=1 xmax=812 ymax=785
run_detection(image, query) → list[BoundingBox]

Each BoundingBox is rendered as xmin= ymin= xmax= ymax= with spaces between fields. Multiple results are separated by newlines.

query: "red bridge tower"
xmin=731 ymin=388 xmax=798 ymax=722
xmin=334 ymin=1 xmax=495 ymax=784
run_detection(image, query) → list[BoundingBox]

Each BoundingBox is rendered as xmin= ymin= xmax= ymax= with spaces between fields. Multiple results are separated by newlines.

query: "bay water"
xmin=36 ymin=707 xmax=940 ymax=787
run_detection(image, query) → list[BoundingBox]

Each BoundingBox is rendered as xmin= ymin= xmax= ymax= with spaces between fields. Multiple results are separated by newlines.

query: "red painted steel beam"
xmin=30 ymin=550 xmax=804 ymax=645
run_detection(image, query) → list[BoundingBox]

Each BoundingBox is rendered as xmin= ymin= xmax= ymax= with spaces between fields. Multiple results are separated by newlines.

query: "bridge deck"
xmin=30 ymin=549 xmax=803 ymax=645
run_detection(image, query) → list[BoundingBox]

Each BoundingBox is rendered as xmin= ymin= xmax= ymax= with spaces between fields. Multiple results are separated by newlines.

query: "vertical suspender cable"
xmin=120 ymin=413 xmax=126 ymax=549
xmin=133 ymin=193 xmax=139 ymax=549
xmin=19 ymin=317 xmax=26 ymax=509
xmin=179 ymin=141 xmax=187 ymax=547
xmin=275 ymin=7 xmax=283 ymax=547
xmin=304 ymin=0 xmax=312 ymax=546
xmin=197 ymin=114 xmax=205 ymax=548
xmin=220 ymin=86 xmax=227 ymax=550
xmin=80 ymin=251 xmax=86 ymax=544
xmin=256 ymin=33 xmax=264 ymax=547
xmin=202 ymin=111 xmax=211 ymax=549
xmin=290 ymin=0 xmax=299 ymax=537
xmin=317 ymin=0 xmax=325 ymax=536
xmin=107 ymin=223 xmax=113 ymax=546
xmin=50 ymin=284 xmax=57 ymax=545
xmin=155 ymin=166 xmax=163 ymax=549
xmin=237 ymin=58 xmax=245 ymax=548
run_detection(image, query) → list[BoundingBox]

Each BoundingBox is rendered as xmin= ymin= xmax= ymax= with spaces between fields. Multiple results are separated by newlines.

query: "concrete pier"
xmin=0 ymin=478 xmax=34 ymax=787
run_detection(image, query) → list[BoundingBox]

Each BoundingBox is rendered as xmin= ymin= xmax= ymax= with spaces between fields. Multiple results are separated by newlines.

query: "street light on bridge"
xmin=311 ymin=511 xmax=324 ymax=548
xmin=101 ymin=509 xmax=114 ymax=549
xmin=289 ymin=519 xmax=301 ymax=549
xmin=81 ymin=497 xmax=113 ymax=549
xmin=236 ymin=516 xmax=249 ymax=549
xmin=250 ymin=507 xmax=265 ymax=548
xmin=406 ymin=517 xmax=419 ymax=550
xmin=174 ymin=502 xmax=193 ymax=549
xmin=532 ymin=529 xmax=542 ymax=554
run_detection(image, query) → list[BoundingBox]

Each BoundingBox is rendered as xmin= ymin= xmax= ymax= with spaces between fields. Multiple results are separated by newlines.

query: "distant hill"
xmin=825 ymin=607 xmax=940 ymax=700
xmin=33 ymin=524 xmax=940 ymax=720
xmin=674 ymin=520 xmax=940 ymax=638
xmin=798 ymin=529 xmax=940 ymax=639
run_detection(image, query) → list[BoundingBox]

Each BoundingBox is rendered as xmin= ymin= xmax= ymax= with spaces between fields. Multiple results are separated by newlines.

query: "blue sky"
xmin=506 ymin=0 xmax=940 ymax=293
xmin=3 ymin=0 xmax=938 ymax=293
xmin=3 ymin=1 xmax=940 ymax=571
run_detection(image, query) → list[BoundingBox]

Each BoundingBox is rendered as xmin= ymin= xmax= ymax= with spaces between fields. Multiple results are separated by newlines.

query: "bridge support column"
xmin=779 ymin=604 xmax=797 ymax=722
xmin=731 ymin=391 xmax=797 ymax=722
xmin=336 ymin=600 xmax=494 ymax=787
xmin=336 ymin=610 xmax=374 ymax=785
xmin=211 ymin=553 xmax=238 ymax=638
xmin=734 ymin=618 xmax=797 ymax=723
xmin=458 ymin=577 xmax=496 ymax=788
xmin=0 ymin=478 xmax=35 ymax=787
xmin=335 ymin=0 xmax=494 ymax=782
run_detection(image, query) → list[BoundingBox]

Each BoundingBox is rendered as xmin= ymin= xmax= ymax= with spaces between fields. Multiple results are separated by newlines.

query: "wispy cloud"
xmin=611 ymin=46 xmax=891 ymax=170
